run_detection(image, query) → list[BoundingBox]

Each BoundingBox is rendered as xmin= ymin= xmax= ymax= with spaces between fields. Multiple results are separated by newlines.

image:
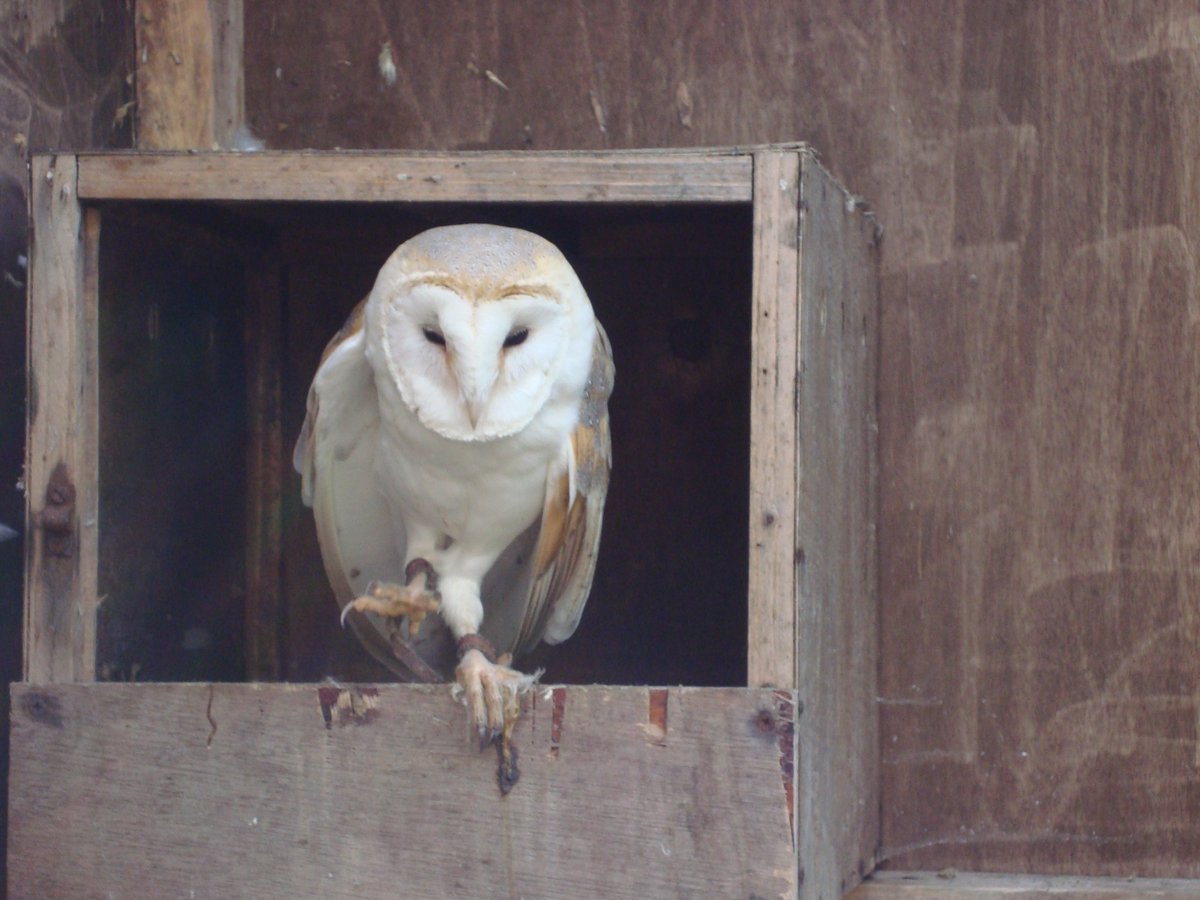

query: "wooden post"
xmin=24 ymin=157 xmax=98 ymax=682
xmin=793 ymin=152 xmax=881 ymax=900
xmin=748 ymin=150 xmax=802 ymax=690
xmin=135 ymin=0 xmax=244 ymax=149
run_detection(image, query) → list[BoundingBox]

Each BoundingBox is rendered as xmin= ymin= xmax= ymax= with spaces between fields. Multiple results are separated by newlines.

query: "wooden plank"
xmin=74 ymin=152 xmax=754 ymax=203
xmin=210 ymin=0 xmax=245 ymax=147
xmin=134 ymin=0 xmax=243 ymax=149
xmin=850 ymin=871 xmax=1200 ymax=899
xmin=135 ymin=0 xmax=216 ymax=149
xmin=244 ymin=247 xmax=284 ymax=680
xmin=23 ymin=157 xmax=97 ymax=682
xmin=747 ymin=149 xmax=800 ymax=689
xmin=8 ymin=683 xmax=796 ymax=899
xmin=794 ymin=151 xmax=880 ymax=900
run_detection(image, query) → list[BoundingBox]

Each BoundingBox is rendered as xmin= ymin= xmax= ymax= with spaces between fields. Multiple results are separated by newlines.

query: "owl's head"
xmin=365 ymin=224 xmax=596 ymax=441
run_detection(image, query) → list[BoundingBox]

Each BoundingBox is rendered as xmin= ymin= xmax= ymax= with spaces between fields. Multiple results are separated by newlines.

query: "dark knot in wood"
xmin=39 ymin=461 xmax=76 ymax=557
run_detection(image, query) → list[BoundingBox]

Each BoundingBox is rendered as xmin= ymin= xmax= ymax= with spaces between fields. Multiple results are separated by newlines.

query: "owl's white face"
xmin=367 ymin=225 xmax=595 ymax=441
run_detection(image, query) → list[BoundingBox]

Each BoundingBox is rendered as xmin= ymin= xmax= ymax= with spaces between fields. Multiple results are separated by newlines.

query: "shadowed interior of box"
xmin=95 ymin=201 xmax=752 ymax=686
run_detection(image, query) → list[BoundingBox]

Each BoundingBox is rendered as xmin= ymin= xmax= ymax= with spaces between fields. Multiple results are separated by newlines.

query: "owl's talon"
xmin=455 ymin=647 xmax=538 ymax=789
xmin=340 ymin=578 xmax=441 ymax=635
xmin=480 ymin=727 xmax=499 ymax=751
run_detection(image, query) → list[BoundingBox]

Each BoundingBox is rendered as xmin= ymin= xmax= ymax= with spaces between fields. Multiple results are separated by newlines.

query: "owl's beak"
xmin=465 ymin=397 xmax=486 ymax=429
xmin=457 ymin=364 xmax=497 ymax=431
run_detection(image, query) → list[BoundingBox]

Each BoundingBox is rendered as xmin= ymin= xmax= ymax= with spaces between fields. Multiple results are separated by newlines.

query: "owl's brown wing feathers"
xmin=293 ymin=297 xmax=368 ymax=503
xmin=510 ymin=323 xmax=614 ymax=657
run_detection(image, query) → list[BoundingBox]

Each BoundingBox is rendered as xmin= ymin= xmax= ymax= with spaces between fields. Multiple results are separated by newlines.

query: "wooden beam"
xmin=747 ymin=149 xmax=801 ymax=689
xmin=74 ymin=151 xmax=754 ymax=203
xmin=209 ymin=0 xmax=244 ymax=147
xmin=850 ymin=870 xmax=1200 ymax=898
xmin=135 ymin=0 xmax=244 ymax=149
xmin=24 ymin=157 xmax=98 ymax=682
xmin=793 ymin=151 xmax=881 ymax=900
xmin=9 ymin=683 xmax=796 ymax=898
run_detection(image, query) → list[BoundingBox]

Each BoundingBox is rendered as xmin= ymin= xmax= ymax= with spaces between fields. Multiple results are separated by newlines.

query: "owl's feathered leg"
xmin=437 ymin=572 xmax=538 ymax=791
xmin=339 ymin=558 xmax=441 ymax=638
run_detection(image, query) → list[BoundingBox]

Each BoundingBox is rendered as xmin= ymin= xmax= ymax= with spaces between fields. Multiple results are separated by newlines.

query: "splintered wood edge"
xmin=850 ymin=871 xmax=1200 ymax=898
xmin=71 ymin=151 xmax=754 ymax=203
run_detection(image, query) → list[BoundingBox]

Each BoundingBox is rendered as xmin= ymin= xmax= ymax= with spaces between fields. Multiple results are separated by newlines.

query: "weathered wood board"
xmin=849 ymin=871 xmax=1200 ymax=899
xmin=23 ymin=155 xmax=98 ymax=684
xmin=793 ymin=149 xmax=880 ymax=899
xmin=8 ymin=683 xmax=795 ymax=899
xmin=75 ymin=151 xmax=753 ymax=203
xmin=747 ymin=149 xmax=801 ymax=690
xmin=134 ymin=0 xmax=244 ymax=149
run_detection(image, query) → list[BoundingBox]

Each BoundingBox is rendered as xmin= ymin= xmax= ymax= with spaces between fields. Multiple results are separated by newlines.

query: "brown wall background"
xmin=5 ymin=0 xmax=1200 ymax=878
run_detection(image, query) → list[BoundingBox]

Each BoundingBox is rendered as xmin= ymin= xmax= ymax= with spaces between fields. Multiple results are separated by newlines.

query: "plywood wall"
xmin=244 ymin=2 xmax=1200 ymax=876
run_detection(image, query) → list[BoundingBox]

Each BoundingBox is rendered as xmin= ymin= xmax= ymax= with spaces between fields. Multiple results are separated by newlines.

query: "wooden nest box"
xmin=13 ymin=146 xmax=879 ymax=899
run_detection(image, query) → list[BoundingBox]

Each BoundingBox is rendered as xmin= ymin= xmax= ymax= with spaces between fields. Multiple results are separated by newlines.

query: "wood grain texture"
xmin=134 ymin=0 xmax=245 ymax=148
xmin=849 ymin=871 xmax=1200 ymax=899
xmin=8 ymin=683 xmax=795 ymax=899
xmin=873 ymin=4 xmax=1200 ymax=877
xmin=135 ymin=0 xmax=214 ymax=148
xmin=209 ymin=0 xmax=244 ymax=146
xmin=133 ymin=0 xmax=225 ymax=149
xmin=794 ymin=153 xmax=881 ymax=900
xmin=74 ymin=151 xmax=753 ymax=202
xmin=23 ymin=156 xmax=96 ymax=683
xmin=747 ymin=149 xmax=800 ymax=690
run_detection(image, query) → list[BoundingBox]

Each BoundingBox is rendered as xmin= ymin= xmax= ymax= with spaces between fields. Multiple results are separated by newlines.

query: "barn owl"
xmin=293 ymin=224 xmax=612 ymax=784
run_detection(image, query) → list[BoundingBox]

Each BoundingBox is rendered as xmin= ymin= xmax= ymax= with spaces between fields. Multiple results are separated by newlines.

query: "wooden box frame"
xmin=12 ymin=147 xmax=879 ymax=899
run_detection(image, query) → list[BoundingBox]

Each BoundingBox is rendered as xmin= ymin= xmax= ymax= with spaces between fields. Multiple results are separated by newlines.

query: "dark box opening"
xmin=96 ymin=200 xmax=752 ymax=687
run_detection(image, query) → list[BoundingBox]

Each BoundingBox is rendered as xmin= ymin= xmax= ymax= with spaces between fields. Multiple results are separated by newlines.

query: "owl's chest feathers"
xmin=374 ymin=385 xmax=573 ymax=545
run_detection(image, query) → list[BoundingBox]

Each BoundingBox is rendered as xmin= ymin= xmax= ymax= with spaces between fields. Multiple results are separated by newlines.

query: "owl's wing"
xmin=294 ymin=300 xmax=455 ymax=679
xmin=506 ymin=323 xmax=614 ymax=658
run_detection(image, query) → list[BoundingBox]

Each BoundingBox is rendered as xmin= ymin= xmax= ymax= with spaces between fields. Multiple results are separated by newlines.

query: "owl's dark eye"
xmin=422 ymin=327 xmax=446 ymax=347
xmin=503 ymin=328 xmax=529 ymax=348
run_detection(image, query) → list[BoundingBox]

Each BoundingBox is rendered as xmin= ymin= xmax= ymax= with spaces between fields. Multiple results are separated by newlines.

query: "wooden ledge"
xmin=9 ymin=682 xmax=795 ymax=898
xmin=62 ymin=150 xmax=758 ymax=203
xmin=850 ymin=870 xmax=1200 ymax=898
